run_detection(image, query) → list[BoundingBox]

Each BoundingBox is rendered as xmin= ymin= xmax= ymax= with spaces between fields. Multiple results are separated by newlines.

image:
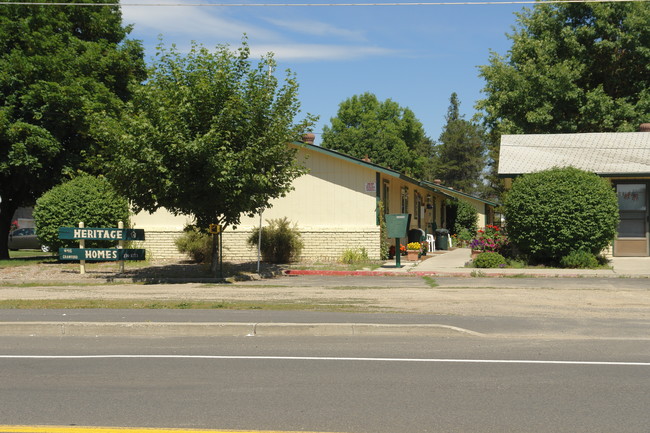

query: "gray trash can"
xmin=435 ymin=228 xmax=449 ymax=250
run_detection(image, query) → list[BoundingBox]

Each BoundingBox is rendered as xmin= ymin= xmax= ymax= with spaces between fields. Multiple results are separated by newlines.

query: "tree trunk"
xmin=0 ymin=200 xmax=19 ymax=260
xmin=210 ymin=233 xmax=219 ymax=277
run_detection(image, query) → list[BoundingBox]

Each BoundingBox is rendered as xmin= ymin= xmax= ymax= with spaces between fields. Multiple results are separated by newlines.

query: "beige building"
xmin=498 ymin=128 xmax=650 ymax=257
xmin=132 ymin=139 xmax=496 ymax=261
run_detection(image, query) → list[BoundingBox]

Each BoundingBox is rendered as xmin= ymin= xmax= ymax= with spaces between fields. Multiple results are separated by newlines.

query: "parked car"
xmin=8 ymin=228 xmax=50 ymax=252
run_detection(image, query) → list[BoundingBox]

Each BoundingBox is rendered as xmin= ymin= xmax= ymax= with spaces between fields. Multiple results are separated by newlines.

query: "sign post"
xmin=385 ymin=214 xmax=411 ymax=268
xmin=79 ymin=222 xmax=85 ymax=275
xmin=118 ymin=221 xmax=124 ymax=274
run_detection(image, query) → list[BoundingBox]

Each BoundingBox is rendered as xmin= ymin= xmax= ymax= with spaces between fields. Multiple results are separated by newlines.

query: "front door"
xmin=614 ymin=182 xmax=649 ymax=256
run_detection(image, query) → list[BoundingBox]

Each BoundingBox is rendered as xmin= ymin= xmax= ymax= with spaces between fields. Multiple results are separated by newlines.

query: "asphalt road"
xmin=2 ymin=336 xmax=650 ymax=432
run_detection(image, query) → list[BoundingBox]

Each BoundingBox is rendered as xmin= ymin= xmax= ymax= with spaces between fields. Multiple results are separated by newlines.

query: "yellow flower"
xmin=407 ymin=242 xmax=421 ymax=251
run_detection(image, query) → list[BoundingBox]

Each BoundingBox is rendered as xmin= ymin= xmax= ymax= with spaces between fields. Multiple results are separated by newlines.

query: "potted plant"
xmin=406 ymin=242 xmax=421 ymax=261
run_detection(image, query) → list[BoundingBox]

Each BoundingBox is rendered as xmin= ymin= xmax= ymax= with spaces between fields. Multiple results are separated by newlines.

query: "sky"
xmin=120 ymin=0 xmax=529 ymax=145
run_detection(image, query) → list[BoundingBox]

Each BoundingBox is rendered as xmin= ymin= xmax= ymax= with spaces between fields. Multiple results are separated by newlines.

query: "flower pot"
xmin=407 ymin=250 xmax=419 ymax=261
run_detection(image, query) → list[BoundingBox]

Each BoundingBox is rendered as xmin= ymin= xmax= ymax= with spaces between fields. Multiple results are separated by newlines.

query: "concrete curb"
xmin=0 ymin=322 xmax=484 ymax=338
xmin=283 ymin=269 xmax=637 ymax=278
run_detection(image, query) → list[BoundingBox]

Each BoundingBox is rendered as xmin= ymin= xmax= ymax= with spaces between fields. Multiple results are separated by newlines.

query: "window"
xmin=383 ymin=181 xmax=390 ymax=215
xmin=617 ymin=183 xmax=647 ymax=237
xmin=401 ymin=187 xmax=408 ymax=214
xmin=414 ymin=192 xmax=420 ymax=220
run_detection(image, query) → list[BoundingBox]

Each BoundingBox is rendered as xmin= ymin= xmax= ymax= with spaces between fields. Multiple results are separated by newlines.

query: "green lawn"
xmin=1 ymin=250 xmax=57 ymax=267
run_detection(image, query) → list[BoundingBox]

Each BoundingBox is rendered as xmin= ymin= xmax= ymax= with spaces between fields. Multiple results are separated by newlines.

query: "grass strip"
xmin=422 ymin=276 xmax=439 ymax=287
xmin=0 ymin=299 xmax=373 ymax=312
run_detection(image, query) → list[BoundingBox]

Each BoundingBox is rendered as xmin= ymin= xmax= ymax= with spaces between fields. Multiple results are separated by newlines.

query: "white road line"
xmin=0 ymin=354 xmax=649 ymax=366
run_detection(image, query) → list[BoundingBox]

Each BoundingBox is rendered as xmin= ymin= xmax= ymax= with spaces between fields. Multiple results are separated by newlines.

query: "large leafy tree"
xmin=103 ymin=41 xmax=314 ymax=270
xmin=321 ymin=93 xmax=434 ymax=179
xmin=0 ymin=1 xmax=146 ymax=259
xmin=435 ymin=93 xmax=486 ymax=195
xmin=477 ymin=1 xmax=650 ymax=194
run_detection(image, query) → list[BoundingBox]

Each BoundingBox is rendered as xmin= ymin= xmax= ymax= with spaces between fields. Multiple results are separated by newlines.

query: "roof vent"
xmin=433 ymin=179 xmax=442 ymax=185
xmin=361 ymin=155 xmax=372 ymax=163
xmin=302 ymin=133 xmax=315 ymax=144
xmin=640 ymin=123 xmax=650 ymax=132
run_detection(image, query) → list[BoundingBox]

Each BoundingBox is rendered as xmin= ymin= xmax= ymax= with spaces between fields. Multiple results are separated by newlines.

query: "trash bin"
xmin=407 ymin=228 xmax=425 ymax=243
xmin=435 ymin=228 xmax=449 ymax=250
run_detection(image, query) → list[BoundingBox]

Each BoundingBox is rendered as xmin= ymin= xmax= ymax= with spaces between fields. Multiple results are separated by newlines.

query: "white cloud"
xmin=121 ymin=1 xmax=398 ymax=62
xmin=249 ymin=43 xmax=399 ymax=61
xmin=264 ymin=17 xmax=366 ymax=42
xmin=121 ymin=2 xmax=277 ymax=42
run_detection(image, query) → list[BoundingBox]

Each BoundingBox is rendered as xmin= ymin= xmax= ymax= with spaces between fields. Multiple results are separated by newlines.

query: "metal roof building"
xmin=498 ymin=130 xmax=650 ymax=257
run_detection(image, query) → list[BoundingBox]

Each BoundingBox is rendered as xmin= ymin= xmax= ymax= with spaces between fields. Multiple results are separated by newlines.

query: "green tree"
xmin=504 ymin=167 xmax=619 ymax=265
xmin=477 ymin=1 xmax=650 ymax=195
xmin=321 ymin=93 xmax=434 ymax=179
xmin=33 ymin=175 xmax=131 ymax=251
xmin=435 ymin=93 xmax=487 ymax=195
xmin=0 ymin=1 xmax=146 ymax=259
xmin=452 ymin=199 xmax=478 ymax=236
xmin=103 ymin=41 xmax=314 ymax=273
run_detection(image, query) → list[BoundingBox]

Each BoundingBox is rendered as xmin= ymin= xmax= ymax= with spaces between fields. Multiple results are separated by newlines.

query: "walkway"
xmin=289 ymin=247 xmax=650 ymax=278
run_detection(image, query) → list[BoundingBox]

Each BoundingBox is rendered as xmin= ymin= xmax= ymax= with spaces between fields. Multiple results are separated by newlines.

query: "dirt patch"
xmin=0 ymin=259 xmax=280 ymax=282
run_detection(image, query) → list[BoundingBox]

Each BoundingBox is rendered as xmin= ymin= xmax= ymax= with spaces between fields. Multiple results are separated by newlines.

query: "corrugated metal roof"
xmin=498 ymin=132 xmax=650 ymax=176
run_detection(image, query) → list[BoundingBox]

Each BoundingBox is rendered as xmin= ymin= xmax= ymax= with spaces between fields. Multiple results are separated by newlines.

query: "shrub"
xmin=560 ymin=250 xmax=599 ymax=269
xmin=174 ymin=226 xmax=211 ymax=263
xmin=504 ymin=167 xmax=619 ymax=264
xmin=473 ymin=252 xmax=507 ymax=268
xmin=247 ymin=217 xmax=303 ymax=263
xmin=455 ymin=228 xmax=475 ymax=248
xmin=340 ymin=248 xmax=369 ymax=264
xmin=378 ymin=201 xmax=390 ymax=260
xmin=451 ymin=200 xmax=478 ymax=235
xmin=33 ymin=175 xmax=130 ymax=251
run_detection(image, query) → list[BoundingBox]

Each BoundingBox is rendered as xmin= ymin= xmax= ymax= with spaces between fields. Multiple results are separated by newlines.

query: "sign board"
xmin=59 ymin=227 xmax=145 ymax=241
xmin=365 ymin=182 xmax=376 ymax=193
xmin=58 ymin=248 xmax=146 ymax=261
xmin=385 ymin=213 xmax=411 ymax=238
xmin=208 ymin=224 xmax=222 ymax=234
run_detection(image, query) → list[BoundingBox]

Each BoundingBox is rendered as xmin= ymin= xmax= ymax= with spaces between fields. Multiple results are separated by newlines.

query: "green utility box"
xmin=385 ymin=214 xmax=411 ymax=239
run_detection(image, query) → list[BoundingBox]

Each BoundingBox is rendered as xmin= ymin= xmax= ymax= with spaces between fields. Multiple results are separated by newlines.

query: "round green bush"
xmin=33 ymin=175 xmax=131 ymax=251
xmin=559 ymin=250 xmax=599 ymax=269
xmin=504 ymin=167 xmax=618 ymax=264
xmin=473 ymin=251 xmax=507 ymax=268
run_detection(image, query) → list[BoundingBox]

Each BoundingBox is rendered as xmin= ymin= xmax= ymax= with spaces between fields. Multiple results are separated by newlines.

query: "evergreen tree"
xmin=435 ymin=93 xmax=486 ymax=195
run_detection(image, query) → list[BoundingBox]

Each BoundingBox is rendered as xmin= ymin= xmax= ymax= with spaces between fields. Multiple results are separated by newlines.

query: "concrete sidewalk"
xmin=287 ymin=247 xmax=650 ymax=278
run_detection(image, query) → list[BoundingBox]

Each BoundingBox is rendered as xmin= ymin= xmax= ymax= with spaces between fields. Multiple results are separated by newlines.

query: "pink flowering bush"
xmin=470 ymin=225 xmax=509 ymax=254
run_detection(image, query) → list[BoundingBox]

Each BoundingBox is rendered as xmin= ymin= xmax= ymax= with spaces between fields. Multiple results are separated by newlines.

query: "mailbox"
xmin=385 ymin=213 xmax=411 ymax=239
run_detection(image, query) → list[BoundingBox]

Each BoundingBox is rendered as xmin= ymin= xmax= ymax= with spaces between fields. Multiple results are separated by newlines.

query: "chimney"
xmin=640 ymin=123 xmax=650 ymax=132
xmin=302 ymin=133 xmax=315 ymax=145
